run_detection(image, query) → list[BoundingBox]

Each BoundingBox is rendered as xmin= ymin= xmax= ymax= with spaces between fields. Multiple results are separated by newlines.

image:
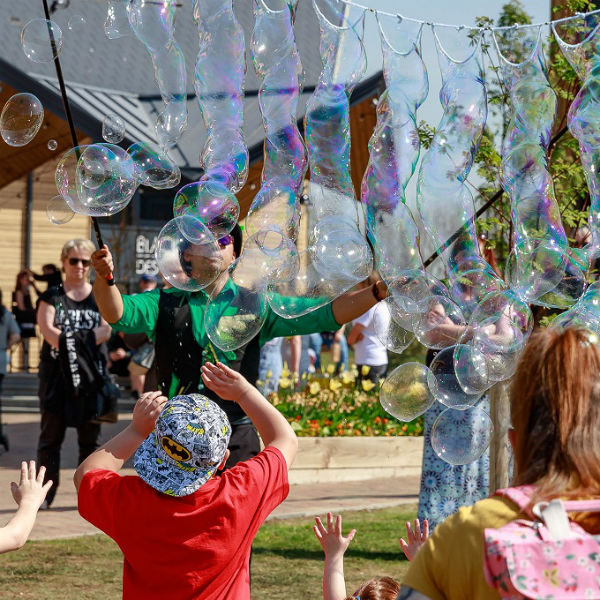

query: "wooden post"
xmin=488 ymin=382 xmax=512 ymax=494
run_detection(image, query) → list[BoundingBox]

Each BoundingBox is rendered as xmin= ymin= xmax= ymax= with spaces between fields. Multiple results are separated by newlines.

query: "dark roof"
xmin=1 ymin=0 xmax=382 ymax=177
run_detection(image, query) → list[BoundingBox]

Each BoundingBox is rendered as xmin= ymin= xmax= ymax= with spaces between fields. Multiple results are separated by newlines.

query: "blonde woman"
xmin=36 ymin=239 xmax=111 ymax=508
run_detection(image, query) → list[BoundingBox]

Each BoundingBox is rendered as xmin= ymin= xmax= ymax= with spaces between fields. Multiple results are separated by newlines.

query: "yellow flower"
xmin=341 ymin=371 xmax=355 ymax=385
xmin=329 ymin=379 xmax=342 ymax=391
xmin=361 ymin=365 xmax=371 ymax=376
xmin=281 ymin=363 xmax=290 ymax=379
xmin=265 ymin=370 xmax=272 ymax=379
xmin=301 ymin=372 xmax=307 ymax=380
xmin=309 ymin=381 xmax=321 ymax=395
xmin=361 ymin=379 xmax=376 ymax=392
xmin=279 ymin=377 xmax=292 ymax=389
xmin=326 ymin=364 xmax=336 ymax=374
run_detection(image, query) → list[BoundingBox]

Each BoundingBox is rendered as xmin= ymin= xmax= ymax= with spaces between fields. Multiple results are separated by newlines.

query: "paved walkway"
xmin=0 ymin=413 xmax=419 ymax=541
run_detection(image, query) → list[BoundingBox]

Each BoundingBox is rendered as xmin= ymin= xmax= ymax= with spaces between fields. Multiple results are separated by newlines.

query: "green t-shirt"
xmin=112 ymin=281 xmax=340 ymax=359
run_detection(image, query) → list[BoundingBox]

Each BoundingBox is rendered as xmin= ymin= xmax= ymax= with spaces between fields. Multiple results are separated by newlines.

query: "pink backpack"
xmin=483 ymin=486 xmax=600 ymax=599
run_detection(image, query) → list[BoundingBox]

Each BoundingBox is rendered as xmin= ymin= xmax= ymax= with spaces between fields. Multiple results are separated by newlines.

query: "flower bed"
xmin=264 ymin=365 xmax=424 ymax=437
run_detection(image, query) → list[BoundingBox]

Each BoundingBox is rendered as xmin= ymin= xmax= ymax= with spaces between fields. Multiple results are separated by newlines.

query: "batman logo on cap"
xmin=160 ymin=436 xmax=191 ymax=462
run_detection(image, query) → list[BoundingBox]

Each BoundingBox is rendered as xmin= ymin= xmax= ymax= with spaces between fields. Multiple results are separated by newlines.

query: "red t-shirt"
xmin=78 ymin=446 xmax=289 ymax=600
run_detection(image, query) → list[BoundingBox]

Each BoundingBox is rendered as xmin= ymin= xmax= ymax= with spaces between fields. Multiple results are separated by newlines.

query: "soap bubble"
xmin=205 ymin=262 xmax=268 ymax=352
xmin=68 ymin=15 xmax=86 ymax=30
xmin=309 ymin=215 xmax=372 ymax=285
xmin=373 ymin=299 xmax=414 ymax=354
xmin=47 ymin=139 xmax=57 ymax=151
xmin=155 ymin=216 xmax=222 ymax=291
xmin=266 ymin=249 xmax=352 ymax=319
xmin=430 ymin=405 xmax=493 ymax=465
xmin=21 ymin=19 xmax=63 ymax=63
xmin=102 ymin=114 xmax=126 ymax=144
xmin=0 ymin=93 xmax=44 ymax=147
xmin=379 ymin=362 xmax=435 ymax=422
xmin=46 ymin=195 xmax=75 ymax=225
xmin=245 ymin=183 xmax=299 ymax=239
xmin=453 ymin=343 xmax=490 ymax=395
xmin=55 ymin=143 xmax=137 ymax=216
xmin=173 ymin=181 xmax=240 ymax=238
xmin=427 ymin=346 xmax=484 ymax=408
xmin=128 ymin=141 xmax=181 ymax=189
xmin=411 ymin=295 xmax=466 ymax=350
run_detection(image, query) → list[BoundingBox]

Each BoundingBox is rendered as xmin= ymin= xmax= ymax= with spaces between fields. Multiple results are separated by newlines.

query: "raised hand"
xmin=313 ymin=512 xmax=356 ymax=558
xmin=10 ymin=461 xmax=52 ymax=510
xmin=201 ymin=361 xmax=253 ymax=402
xmin=399 ymin=518 xmax=429 ymax=561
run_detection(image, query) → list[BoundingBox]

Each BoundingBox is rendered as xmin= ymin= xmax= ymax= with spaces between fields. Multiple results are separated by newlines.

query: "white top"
xmin=351 ymin=305 xmax=389 ymax=367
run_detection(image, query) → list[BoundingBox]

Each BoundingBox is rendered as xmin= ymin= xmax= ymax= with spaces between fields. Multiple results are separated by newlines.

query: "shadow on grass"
xmin=252 ymin=547 xmax=406 ymax=562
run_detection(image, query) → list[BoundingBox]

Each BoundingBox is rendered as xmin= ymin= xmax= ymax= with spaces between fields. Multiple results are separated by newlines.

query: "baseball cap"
xmin=140 ymin=273 xmax=157 ymax=282
xmin=134 ymin=394 xmax=231 ymax=497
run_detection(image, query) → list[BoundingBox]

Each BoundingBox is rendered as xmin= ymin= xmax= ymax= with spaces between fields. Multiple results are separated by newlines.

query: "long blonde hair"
xmin=510 ymin=326 xmax=600 ymax=503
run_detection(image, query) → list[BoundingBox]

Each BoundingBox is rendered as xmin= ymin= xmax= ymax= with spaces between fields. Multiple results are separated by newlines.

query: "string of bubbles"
xmin=3 ymin=1 xmax=600 ymax=467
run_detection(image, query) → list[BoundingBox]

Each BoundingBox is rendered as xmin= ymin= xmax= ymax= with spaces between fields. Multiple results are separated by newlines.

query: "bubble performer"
xmin=91 ymin=232 xmax=389 ymax=470
xmin=127 ymin=0 xmax=187 ymax=149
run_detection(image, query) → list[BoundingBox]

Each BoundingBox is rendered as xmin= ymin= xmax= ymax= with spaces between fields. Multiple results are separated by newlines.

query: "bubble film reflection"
xmin=431 ymin=405 xmax=493 ymax=465
xmin=56 ymin=144 xmax=137 ymax=217
xmin=46 ymin=195 xmax=75 ymax=225
xmin=21 ymin=19 xmax=62 ymax=64
xmin=379 ymin=362 xmax=434 ymax=422
xmin=102 ymin=114 xmax=126 ymax=144
xmin=128 ymin=0 xmax=187 ymax=149
xmin=373 ymin=299 xmax=414 ymax=354
xmin=128 ymin=142 xmax=181 ymax=190
xmin=0 ymin=93 xmax=44 ymax=147
xmin=155 ymin=216 xmax=222 ymax=292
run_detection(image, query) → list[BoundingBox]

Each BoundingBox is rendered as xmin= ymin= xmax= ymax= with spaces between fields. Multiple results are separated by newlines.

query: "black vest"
xmin=154 ymin=290 xmax=261 ymax=423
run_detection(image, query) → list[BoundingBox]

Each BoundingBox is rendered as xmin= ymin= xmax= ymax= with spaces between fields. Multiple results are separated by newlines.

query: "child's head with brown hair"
xmin=510 ymin=326 xmax=600 ymax=502
xmin=346 ymin=576 xmax=400 ymax=600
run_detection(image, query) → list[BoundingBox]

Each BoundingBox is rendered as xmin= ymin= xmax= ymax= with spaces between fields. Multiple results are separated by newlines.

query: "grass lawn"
xmin=0 ymin=506 xmax=416 ymax=600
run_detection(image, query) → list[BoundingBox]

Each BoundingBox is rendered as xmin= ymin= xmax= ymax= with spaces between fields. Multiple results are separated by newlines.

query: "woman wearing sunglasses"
xmin=36 ymin=239 xmax=112 ymax=508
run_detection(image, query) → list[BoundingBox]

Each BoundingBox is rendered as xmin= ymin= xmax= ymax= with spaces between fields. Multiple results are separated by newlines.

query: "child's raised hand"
xmin=10 ymin=461 xmax=52 ymax=510
xmin=132 ymin=391 xmax=167 ymax=437
xmin=313 ymin=512 xmax=356 ymax=558
xmin=399 ymin=518 xmax=429 ymax=561
xmin=201 ymin=362 xmax=252 ymax=401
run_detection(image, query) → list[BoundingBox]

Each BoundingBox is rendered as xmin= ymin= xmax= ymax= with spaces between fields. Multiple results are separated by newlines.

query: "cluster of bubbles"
xmin=127 ymin=0 xmax=188 ymax=149
xmin=204 ymin=0 xmax=308 ymax=351
xmin=554 ymin=14 xmax=600 ymax=264
xmin=268 ymin=0 xmax=373 ymax=320
xmin=494 ymin=27 xmax=586 ymax=308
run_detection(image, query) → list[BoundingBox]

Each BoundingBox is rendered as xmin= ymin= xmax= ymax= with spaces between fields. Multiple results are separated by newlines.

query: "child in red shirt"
xmin=74 ymin=362 xmax=298 ymax=600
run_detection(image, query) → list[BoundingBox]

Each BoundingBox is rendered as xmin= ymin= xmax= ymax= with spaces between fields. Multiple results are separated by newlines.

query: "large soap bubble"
xmin=430 ymin=405 xmax=493 ymax=465
xmin=21 ymin=19 xmax=63 ymax=63
xmin=128 ymin=142 xmax=181 ymax=189
xmin=411 ymin=295 xmax=466 ymax=350
xmin=245 ymin=183 xmax=300 ymax=240
xmin=173 ymin=181 xmax=240 ymax=238
xmin=380 ymin=362 xmax=434 ymax=422
xmin=0 ymin=93 xmax=44 ymax=147
xmin=453 ymin=343 xmax=490 ymax=396
xmin=309 ymin=215 xmax=372 ymax=285
xmin=204 ymin=261 xmax=268 ymax=352
xmin=102 ymin=114 xmax=126 ymax=144
xmin=427 ymin=346 xmax=484 ymax=408
xmin=56 ymin=144 xmax=137 ymax=216
xmin=373 ymin=299 xmax=414 ymax=354
xmin=155 ymin=216 xmax=222 ymax=291
xmin=46 ymin=195 xmax=75 ymax=225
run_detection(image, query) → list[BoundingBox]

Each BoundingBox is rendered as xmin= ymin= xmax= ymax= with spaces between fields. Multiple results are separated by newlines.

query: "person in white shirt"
xmin=347 ymin=278 xmax=390 ymax=384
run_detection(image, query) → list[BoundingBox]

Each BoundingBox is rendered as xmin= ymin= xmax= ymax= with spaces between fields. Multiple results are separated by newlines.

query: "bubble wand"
xmin=42 ymin=0 xmax=116 ymax=286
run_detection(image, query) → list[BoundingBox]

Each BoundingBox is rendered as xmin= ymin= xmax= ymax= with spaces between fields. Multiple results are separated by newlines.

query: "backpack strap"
xmin=561 ymin=499 xmax=600 ymax=512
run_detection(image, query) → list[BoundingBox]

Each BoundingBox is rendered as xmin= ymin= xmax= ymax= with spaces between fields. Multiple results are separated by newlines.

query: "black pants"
xmin=224 ymin=422 xmax=261 ymax=470
xmin=357 ymin=363 xmax=388 ymax=384
xmin=37 ymin=411 xmax=101 ymax=505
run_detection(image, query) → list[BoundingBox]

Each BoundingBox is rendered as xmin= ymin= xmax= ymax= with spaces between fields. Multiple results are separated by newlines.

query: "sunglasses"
xmin=217 ymin=234 xmax=233 ymax=248
xmin=68 ymin=257 xmax=91 ymax=267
